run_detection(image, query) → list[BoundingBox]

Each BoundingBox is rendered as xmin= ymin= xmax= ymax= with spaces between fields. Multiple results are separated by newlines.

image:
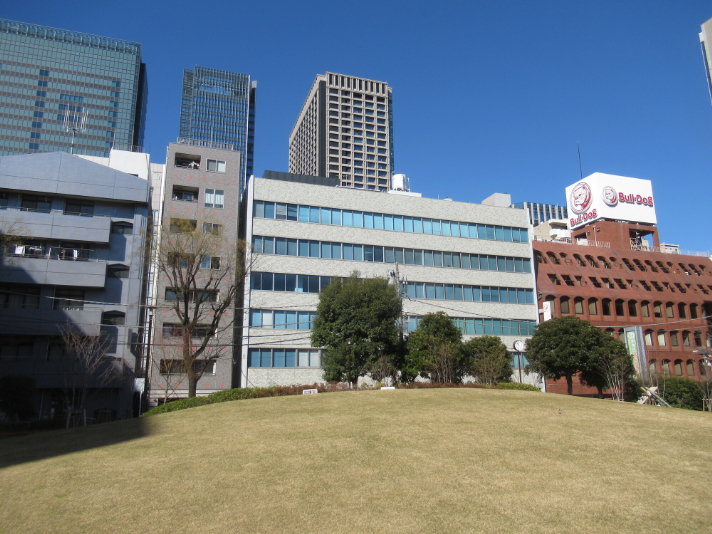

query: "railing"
xmin=630 ymin=242 xmax=710 ymax=258
xmin=174 ymin=162 xmax=200 ymax=170
xmin=533 ymin=235 xmax=611 ymax=248
xmin=176 ymin=137 xmax=236 ymax=151
xmin=7 ymin=246 xmax=104 ymax=263
xmin=171 ymin=195 xmax=198 ymax=203
xmin=109 ymin=143 xmax=145 ymax=153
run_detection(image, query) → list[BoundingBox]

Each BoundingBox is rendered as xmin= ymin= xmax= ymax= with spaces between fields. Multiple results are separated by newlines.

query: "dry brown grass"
xmin=1 ymin=389 xmax=711 ymax=533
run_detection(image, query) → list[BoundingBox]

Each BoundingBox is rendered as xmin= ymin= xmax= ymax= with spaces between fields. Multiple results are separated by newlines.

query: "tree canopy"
xmin=526 ymin=316 xmax=612 ymax=395
xmin=311 ymin=273 xmax=401 ymax=386
xmin=463 ymin=335 xmax=512 ymax=385
xmin=578 ymin=332 xmax=636 ymax=399
xmin=404 ymin=312 xmax=467 ymax=383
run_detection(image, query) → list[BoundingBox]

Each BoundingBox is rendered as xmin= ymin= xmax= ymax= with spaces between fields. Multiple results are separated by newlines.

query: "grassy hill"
xmin=1 ymin=389 xmax=711 ymax=533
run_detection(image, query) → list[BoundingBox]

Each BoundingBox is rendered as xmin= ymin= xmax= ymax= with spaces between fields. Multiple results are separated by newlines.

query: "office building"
xmin=700 ymin=17 xmax=712 ymax=105
xmin=289 ymin=73 xmax=394 ymax=191
xmin=534 ymin=173 xmax=712 ymax=395
xmin=179 ymin=66 xmax=255 ymax=192
xmin=147 ymin=140 xmax=242 ymax=406
xmin=0 ymin=18 xmax=147 ymax=158
xmin=0 ymin=151 xmax=150 ymax=420
xmin=511 ymin=201 xmax=568 ymax=227
xmin=240 ymin=172 xmax=540 ymax=388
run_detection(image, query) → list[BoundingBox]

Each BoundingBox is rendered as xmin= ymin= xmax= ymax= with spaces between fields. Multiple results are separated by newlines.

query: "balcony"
xmin=0 ymin=207 xmax=111 ymax=243
xmin=3 ymin=248 xmax=107 ymax=287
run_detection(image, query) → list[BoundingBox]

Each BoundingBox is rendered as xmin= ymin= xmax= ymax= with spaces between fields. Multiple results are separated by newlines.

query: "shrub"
xmin=494 ymin=382 xmax=541 ymax=392
xmin=401 ymin=382 xmax=489 ymax=390
xmin=658 ymin=377 xmax=704 ymax=410
xmin=144 ymin=396 xmax=212 ymax=415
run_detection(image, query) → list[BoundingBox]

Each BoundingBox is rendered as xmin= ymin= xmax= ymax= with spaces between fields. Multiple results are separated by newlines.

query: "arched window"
xmin=649 ymin=359 xmax=657 ymax=376
xmin=662 ymin=359 xmax=672 ymax=376
xmin=546 ymin=252 xmax=560 ymax=265
xmin=588 ymin=298 xmax=598 ymax=315
xmin=641 ymin=301 xmax=650 ymax=317
xmin=633 ymin=259 xmax=646 ymax=271
xmin=622 ymin=258 xmax=635 ymax=271
xmin=602 ymin=298 xmax=612 ymax=316
xmin=669 ymin=331 xmax=679 ymax=347
xmin=545 ymin=296 xmax=556 ymax=313
xmin=628 ymin=300 xmax=637 ymax=317
xmin=687 ymin=360 xmax=695 ymax=377
xmin=644 ymin=330 xmax=654 ymax=346
xmin=678 ymin=303 xmax=687 ymax=319
xmin=674 ymin=360 xmax=683 ymax=377
xmin=666 ymin=303 xmax=674 ymax=318
xmin=678 ymin=263 xmax=690 ymax=275
xmin=653 ymin=302 xmax=662 ymax=318
xmin=598 ymin=256 xmax=611 ymax=269
xmin=574 ymin=297 xmax=584 ymax=315
xmin=691 ymin=304 xmax=699 ymax=319
xmin=682 ymin=331 xmax=691 ymax=347
xmin=694 ymin=331 xmax=702 ymax=347
xmin=535 ymin=251 xmax=547 ymax=264
xmin=700 ymin=360 xmax=709 ymax=379
xmin=559 ymin=252 xmax=569 ymax=264
xmin=585 ymin=255 xmax=599 ymax=268
xmin=689 ymin=264 xmax=701 ymax=276
xmin=645 ymin=260 xmax=658 ymax=272
xmin=615 ymin=299 xmax=625 ymax=317
xmin=574 ymin=254 xmax=586 ymax=267
xmin=657 ymin=330 xmax=666 ymax=346
xmin=560 ymin=297 xmax=570 ymax=315
xmin=656 ymin=261 xmax=669 ymax=274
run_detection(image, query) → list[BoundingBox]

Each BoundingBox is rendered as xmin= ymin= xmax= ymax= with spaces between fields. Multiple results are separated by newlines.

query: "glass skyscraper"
xmin=0 ymin=18 xmax=147 ymax=157
xmin=179 ymin=65 xmax=256 ymax=192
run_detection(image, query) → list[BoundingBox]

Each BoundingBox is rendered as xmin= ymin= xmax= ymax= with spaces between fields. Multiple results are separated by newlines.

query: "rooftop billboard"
xmin=565 ymin=173 xmax=657 ymax=229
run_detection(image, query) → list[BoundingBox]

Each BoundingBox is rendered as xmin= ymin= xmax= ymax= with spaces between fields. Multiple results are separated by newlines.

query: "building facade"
xmin=147 ymin=141 xmax=242 ymax=406
xmin=0 ymin=151 xmax=150 ymax=420
xmin=535 ymin=172 xmax=712 ymax=395
xmin=240 ymin=173 xmax=540 ymax=388
xmin=700 ymin=17 xmax=712 ymax=106
xmin=179 ymin=66 xmax=255 ymax=192
xmin=289 ymin=73 xmax=394 ymax=191
xmin=0 ymin=18 xmax=147 ymax=158
xmin=511 ymin=201 xmax=568 ymax=227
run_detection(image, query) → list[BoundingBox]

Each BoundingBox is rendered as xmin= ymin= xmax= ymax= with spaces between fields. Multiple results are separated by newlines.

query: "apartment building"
xmin=0 ymin=151 xmax=149 ymax=419
xmin=535 ymin=173 xmax=712 ymax=395
xmin=240 ymin=172 xmax=540 ymax=388
xmin=147 ymin=141 xmax=242 ymax=405
xmin=289 ymin=73 xmax=394 ymax=190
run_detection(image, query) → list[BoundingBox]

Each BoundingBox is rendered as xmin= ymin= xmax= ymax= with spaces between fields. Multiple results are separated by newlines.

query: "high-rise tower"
xmin=700 ymin=17 xmax=712 ymax=105
xmin=0 ymin=18 xmax=147 ymax=157
xmin=289 ymin=72 xmax=394 ymax=191
xmin=179 ymin=65 xmax=256 ymax=192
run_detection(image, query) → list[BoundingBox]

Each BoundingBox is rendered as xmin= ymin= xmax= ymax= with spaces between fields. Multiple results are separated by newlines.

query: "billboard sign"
xmin=623 ymin=326 xmax=648 ymax=380
xmin=565 ymin=173 xmax=656 ymax=229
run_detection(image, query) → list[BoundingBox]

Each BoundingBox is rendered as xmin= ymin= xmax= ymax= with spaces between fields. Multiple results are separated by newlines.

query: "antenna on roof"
xmin=577 ymin=142 xmax=583 ymax=179
xmin=63 ymin=105 xmax=87 ymax=155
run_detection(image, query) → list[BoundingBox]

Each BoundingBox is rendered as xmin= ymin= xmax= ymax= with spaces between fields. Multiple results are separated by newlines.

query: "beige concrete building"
xmin=289 ymin=73 xmax=394 ymax=191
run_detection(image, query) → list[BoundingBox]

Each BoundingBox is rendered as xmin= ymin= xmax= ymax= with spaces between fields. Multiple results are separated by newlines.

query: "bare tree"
xmin=156 ymin=220 xmax=252 ymax=397
xmin=60 ymin=325 xmax=126 ymax=426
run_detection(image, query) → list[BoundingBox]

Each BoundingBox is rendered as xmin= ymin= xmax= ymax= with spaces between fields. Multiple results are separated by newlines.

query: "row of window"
xmin=252 ymin=236 xmax=532 ymax=273
xmin=171 ymin=186 xmax=225 ymax=209
xmin=546 ymin=271 xmax=711 ymax=295
xmin=159 ymin=359 xmax=216 ymax=376
xmin=253 ymin=200 xmax=530 ymax=243
xmin=173 ymin=155 xmax=227 ymax=173
xmin=248 ymin=348 xmax=321 ymax=368
xmin=405 ymin=315 xmax=536 ymax=336
xmin=545 ymin=296 xmax=705 ymax=320
xmin=538 ymin=250 xmax=708 ymax=278
xmin=169 ymin=219 xmax=223 ymax=235
xmin=649 ymin=359 xmax=707 ymax=378
xmin=249 ymin=310 xmax=316 ymax=329
xmin=639 ymin=329 xmax=707 ymax=349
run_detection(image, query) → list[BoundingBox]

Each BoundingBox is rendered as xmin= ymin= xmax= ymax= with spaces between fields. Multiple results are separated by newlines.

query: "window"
xmin=674 ymin=360 xmax=683 ymax=376
xmin=687 ymin=360 xmax=695 ymax=377
xmin=678 ymin=303 xmax=687 ymax=319
xmin=657 ymin=331 xmax=666 ymax=346
xmin=101 ymin=312 xmax=125 ymax=326
xmin=615 ymin=300 xmax=625 ymax=316
xmin=107 ymin=265 xmax=129 ymax=278
xmin=682 ymin=331 xmax=691 ymax=347
xmin=666 ymin=303 xmax=674 ymax=319
xmin=694 ymin=331 xmax=702 ymax=347
xmin=207 ymin=160 xmax=227 ymax=173
xmin=64 ymin=200 xmax=94 ymax=216
xmin=641 ymin=302 xmax=649 ymax=317
xmin=653 ymin=302 xmax=662 ymax=318
xmin=574 ymin=297 xmax=584 ymax=315
xmin=670 ymin=331 xmax=679 ymax=347
xmin=588 ymin=299 xmax=597 ymax=315
xmin=169 ymin=218 xmax=197 ymax=233
xmin=628 ymin=300 xmax=637 ymax=317
xmin=202 ymin=223 xmax=222 ymax=235
xmin=560 ymin=297 xmax=570 ymax=314
xmin=204 ymin=189 xmax=224 ymax=209
xmin=644 ymin=330 xmax=653 ymax=346
xmin=0 ymin=285 xmax=40 ymax=309
xmin=548 ymin=274 xmax=561 ymax=285
xmin=21 ymin=194 xmax=52 ymax=213
xmin=54 ymin=288 xmax=84 ymax=310
xmin=160 ymin=359 xmax=216 ymax=375
xmin=172 ymin=186 xmax=198 ymax=202
xmin=602 ymin=299 xmax=611 ymax=316
xmin=649 ymin=359 xmax=657 ymax=376
xmin=200 ymin=256 xmax=221 ymax=269
xmin=111 ymin=222 xmax=133 ymax=234
xmin=691 ymin=304 xmax=699 ymax=319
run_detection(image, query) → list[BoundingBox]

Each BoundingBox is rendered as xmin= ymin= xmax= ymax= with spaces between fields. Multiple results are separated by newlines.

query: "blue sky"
xmin=6 ymin=1 xmax=712 ymax=250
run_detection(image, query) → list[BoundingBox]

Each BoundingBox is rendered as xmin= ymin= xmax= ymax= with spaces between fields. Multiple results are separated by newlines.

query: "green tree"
xmin=463 ymin=335 xmax=512 ymax=385
xmin=404 ymin=312 xmax=467 ymax=383
xmin=579 ymin=334 xmax=637 ymax=400
xmin=311 ymin=273 xmax=401 ymax=387
xmin=525 ymin=316 xmax=605 ymax=395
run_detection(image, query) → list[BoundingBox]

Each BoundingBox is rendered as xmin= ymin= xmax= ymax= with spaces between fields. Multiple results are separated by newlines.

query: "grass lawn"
xmin=1 ymin=388 xmax=711 ymax=533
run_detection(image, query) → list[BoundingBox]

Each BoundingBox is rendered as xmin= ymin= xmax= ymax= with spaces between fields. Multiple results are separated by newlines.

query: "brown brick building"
xmin=533 ymin=219 xmax=712 ymax=395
